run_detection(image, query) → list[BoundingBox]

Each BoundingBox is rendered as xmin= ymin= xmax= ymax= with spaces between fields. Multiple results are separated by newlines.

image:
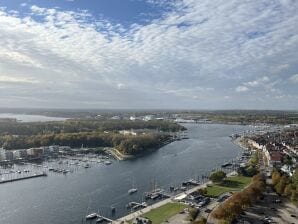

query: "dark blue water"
xmin=0 ymin=124 xmax=252 ymax=224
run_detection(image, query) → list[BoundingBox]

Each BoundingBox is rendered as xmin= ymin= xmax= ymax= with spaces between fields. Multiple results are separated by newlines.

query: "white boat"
xmin=128 ymin=177 xmax=137 ymax=194
xmin=96 ymin=217 xmax=104 ymax=223
xmin=104 ymin=161 xmax=112 ymax=165
xmin=128 ymin=188 xmax=138 ymax=194
xmin=86 ymin=213 xmax=98 ymax=219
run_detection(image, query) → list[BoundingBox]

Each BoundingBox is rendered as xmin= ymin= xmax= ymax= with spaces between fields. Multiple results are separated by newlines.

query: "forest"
xmin=0 ymin=119 xmax=182 ymax=155
xmin=0 ymin=119 xmax=184 ymax=135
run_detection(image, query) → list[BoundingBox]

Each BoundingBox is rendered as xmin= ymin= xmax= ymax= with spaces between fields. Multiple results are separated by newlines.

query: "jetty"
xmin=0 ymin=172 xmax=47 ymax=184
xmin=86 ymin=213 xmax=113 ymax=223
xmin=126 ymin=202 xmax=147 ymax=210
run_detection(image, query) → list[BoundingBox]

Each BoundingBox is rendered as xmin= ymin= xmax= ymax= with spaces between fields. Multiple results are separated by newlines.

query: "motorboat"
xmin=128 ymin=188 xmax=138 ymax=194
xmin=86 ymin=213 xmax=97 ymax=220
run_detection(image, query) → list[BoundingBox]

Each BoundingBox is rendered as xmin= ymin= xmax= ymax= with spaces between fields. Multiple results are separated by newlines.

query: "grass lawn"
xmin=206 ymin=175 xmax=251 ymax=197
xmin=141 ymin=203 xmax=187 ymax=224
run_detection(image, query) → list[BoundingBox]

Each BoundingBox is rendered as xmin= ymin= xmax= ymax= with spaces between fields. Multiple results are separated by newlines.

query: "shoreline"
xmin=108 ymin=138 xmax=176 ymax=161
xmin=113 ymin=136 xmax=249 ymax=223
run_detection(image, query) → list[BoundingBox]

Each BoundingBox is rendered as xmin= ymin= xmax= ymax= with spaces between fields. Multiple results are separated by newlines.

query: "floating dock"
xmin=0 ymin=172 xmax=47 ymax=184
xmin=126 ymin=201 xmax=147 ymax=210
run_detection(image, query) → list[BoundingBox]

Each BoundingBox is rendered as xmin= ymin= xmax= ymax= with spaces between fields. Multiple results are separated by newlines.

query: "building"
xmin=129 ymin=116 xmax=136 ymax=121
xmin=27 ymin=147 xmax=43 ymax=159
xmin=119 ymin=130 xmax=137 ymax=136
xmin=5 ymin=150 xmax=14 ymax=161
xmin=269 ymin=151 xmax=283 ymax=166
xmin=143 ymin=115 xmax=154 ymax=121
xmin=0 ymin=148 xmax=6 ymax=161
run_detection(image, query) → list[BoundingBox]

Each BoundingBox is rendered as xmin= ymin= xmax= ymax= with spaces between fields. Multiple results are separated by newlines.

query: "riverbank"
xmin=114 ymin=181 xmax=212 ymax=223
xmin=107 ymin=148 xmax=135 ymax=161
xmin=114 ymin=136 xmax=253 ymax=223
xmin=108 ymin=138 xmax=176 ymax=161
xmin=231 ymin=136 xmax=249 ymax=151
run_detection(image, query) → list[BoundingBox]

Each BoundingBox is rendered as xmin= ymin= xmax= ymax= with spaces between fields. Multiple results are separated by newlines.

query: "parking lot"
xmin=234 ymin=186 xmax=298 ymax=224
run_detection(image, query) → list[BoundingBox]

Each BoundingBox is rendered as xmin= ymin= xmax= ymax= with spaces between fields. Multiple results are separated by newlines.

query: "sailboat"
xmin=128 ymin=177 xmax=138 ymax=194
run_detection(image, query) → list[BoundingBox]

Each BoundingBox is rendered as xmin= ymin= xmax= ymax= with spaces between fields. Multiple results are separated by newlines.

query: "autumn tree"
xmin=209 ymin=171 xmax=226 ymax=183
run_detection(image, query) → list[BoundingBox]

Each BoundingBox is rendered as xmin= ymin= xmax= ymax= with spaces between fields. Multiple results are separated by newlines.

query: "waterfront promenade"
xmin=114 ymin=181 xmax=211 ymax=223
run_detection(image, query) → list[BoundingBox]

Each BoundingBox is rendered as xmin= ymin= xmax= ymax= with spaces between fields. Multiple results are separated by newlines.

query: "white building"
xmin=0 ymin=148 xmax=6 ymax=161
xmin=119 ymin=130 xmax=137 ymax=136
xmin=143 ymin=115 xmax=154 ymax=121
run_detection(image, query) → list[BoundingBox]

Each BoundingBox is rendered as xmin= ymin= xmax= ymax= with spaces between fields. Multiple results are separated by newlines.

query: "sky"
xmin=0 ymin=0 xmax=297 ymax=110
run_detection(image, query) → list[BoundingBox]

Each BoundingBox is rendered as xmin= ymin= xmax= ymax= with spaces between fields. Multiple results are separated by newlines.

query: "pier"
xmin=85 ymin=213 xmax=113 ymax=223
xmin=126 ymin=202 xmax=147 ymax=210
xmin=0 ymin=172 xmax=47 ymax=184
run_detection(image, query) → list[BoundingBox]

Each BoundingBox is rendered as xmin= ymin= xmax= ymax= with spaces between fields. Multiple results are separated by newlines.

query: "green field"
xmin=206 ymin=176 xmax=251 ymax=197
xmin=141 ymin=203 xmax=187 ymax=224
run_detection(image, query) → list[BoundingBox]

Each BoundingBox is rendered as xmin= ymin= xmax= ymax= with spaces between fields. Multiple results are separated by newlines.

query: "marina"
xmin=0 ymin=123 xmax=255 ymax=224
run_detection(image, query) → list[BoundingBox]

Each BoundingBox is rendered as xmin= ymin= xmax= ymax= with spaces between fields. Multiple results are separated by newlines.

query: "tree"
xmin=290 ymin=189 xmax=298 ymax=202
xmin=284 ymin=184 xmax=293 ymax=197
xmin=197 ymin=188 xmax=207 ymax=195
xmin=188 ymin=208 xmax=199 ymax=221
xmin=283 ymin=155 xmax=293 ymax=165
xmin=272 ymin=170 xmax=281 ymax=185
xmin=292 ymin=168 xmax=298 ymax=185
xmin=246 ymin=166 xmax=258 ymax=177
xmin=275 ymin=176 xmax=288 ymax=195
xmin=209 ymin=171 xmax=226 ymax=183
xmin=193 ymin=217 xmax=207 ymax=224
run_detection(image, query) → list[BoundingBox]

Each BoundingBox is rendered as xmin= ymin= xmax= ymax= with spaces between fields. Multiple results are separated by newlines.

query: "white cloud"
xmin=289 ymin=74 xmax=298 ymax=83
xmin=235 ymin=86 xmax=249 ymax=92
xmin=117 ymin=83 xmax=125 ymax=89
xmin=245 ymin=76 xmax=270 ymax=87
xmin=0 ymin=0 xmax=297 ymax=109
xmin=0 ymin=75 xmax=39 ymax=84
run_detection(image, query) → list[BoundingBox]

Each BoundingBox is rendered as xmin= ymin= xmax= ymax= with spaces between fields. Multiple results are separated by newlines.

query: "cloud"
xmin=0 ymin=75 xmax=39 ymax=84
xmin=0 ymin=0 xmax=297 ymax=109
xmin=289 ymin=74 xmax=298 ymax=83
xmin=235 ymin=86 xmax=249 ymax=92
xmin=117 ymin=83 xmax=125 ymax=89
xmin=245 ymin=76 xmax=270 ymax=87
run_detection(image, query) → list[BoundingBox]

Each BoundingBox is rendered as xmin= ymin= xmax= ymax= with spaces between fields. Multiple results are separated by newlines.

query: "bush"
xmin=192 ymin=217 xmax=207 ymax=224
xmin=209 ymin=171 xmax=226 ymax=183
xmin=197 ymin=188 xmax=207 ymax=195
xmin=188 ymin=208 xmax=199 ymax=221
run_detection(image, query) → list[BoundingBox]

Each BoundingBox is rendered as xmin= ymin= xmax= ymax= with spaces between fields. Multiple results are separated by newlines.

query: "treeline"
xmin=212 ymin=174 xmax=266 ymax=222
xmin=0 ymin=132 xmax=170 ymax=155
xmin=272 ymin=169 xmax=298 ymax=203
xmin=201 ymin=111 xmax=298 ymax=124
xmin=0 ymin=120 xmax=185 ymax=136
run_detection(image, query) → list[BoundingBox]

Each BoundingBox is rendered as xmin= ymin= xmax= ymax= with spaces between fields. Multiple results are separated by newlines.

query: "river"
xmin=0 ymin=123 xmax=253 ymax=224
xmin=0 ymin=113 xmax=67 ymax=122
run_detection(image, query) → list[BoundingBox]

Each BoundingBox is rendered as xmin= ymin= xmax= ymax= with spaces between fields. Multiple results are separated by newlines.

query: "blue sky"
xmin=0 ymin=0 xmax=297 ymax=109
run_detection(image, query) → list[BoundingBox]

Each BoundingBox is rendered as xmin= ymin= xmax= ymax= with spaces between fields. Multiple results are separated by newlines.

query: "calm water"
xmin=0 ymin=113 xmax=67 ymax=122
xmin=0 ymin=124 xmax=252 ymax=224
